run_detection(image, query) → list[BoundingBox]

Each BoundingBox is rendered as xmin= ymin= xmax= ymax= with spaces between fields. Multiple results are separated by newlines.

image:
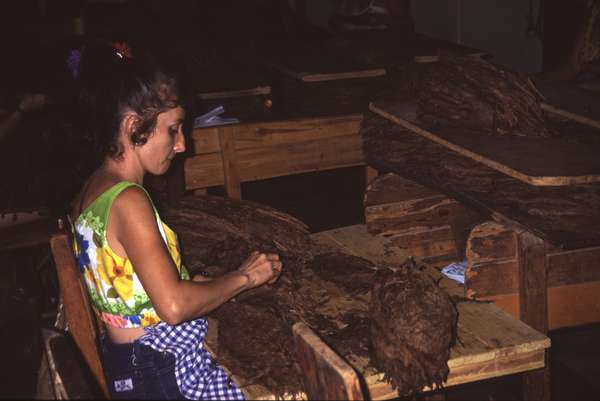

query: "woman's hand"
xmin=237 ymin=251 xmax=282 ymax=289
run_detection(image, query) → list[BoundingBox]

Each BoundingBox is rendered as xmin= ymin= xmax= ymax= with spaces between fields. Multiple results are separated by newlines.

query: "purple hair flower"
xmin=66 ymin=49 xmax=82 ymax=79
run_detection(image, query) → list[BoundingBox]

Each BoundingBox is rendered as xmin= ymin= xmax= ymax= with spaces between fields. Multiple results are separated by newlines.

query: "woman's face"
xmin=136 ymin=106 xmax=186 ymax=175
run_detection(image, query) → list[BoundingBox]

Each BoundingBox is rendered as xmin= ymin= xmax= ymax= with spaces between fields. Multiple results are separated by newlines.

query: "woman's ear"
xmin=122 ymin=113 xmax=139 ymax=135
xmin=121 ymin=113 xmax=142 ymax=146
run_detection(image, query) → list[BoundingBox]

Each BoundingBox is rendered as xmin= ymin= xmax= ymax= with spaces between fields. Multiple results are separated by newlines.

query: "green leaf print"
xmin=93 ymin=232 xmax=103 ymax=248
xmin=132 ymin=294 xmax=153 ymax=313
xmin=106 ymin=287 xmax=119 ymax=298
xmin=180 ymin=266 xmax=190 ymax=280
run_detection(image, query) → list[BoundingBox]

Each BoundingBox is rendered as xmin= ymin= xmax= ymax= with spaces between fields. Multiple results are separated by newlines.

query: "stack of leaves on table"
xmin=164 ymin=195 xmax=458 ymax=397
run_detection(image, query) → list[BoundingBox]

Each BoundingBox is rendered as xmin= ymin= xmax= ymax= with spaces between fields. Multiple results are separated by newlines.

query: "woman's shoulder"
xmin=114 ymin=183 xmax=152 ymax=206
xmin=111 ymin=183 xmax=156 ymax=220
xmin=73 ymin=179 xmax=148 ymax=222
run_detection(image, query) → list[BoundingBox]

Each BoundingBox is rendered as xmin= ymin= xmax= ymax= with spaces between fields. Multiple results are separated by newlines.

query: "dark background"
xmin=1 ymin=1 xmax=599 ymax=399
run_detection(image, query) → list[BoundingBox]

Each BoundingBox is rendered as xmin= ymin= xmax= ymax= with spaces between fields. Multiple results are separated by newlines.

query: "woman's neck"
xmin=102 ymin=158 xmax=145 ymax=185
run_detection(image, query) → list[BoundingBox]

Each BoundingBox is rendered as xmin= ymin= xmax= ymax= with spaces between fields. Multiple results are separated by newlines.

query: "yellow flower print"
xmin=111 ymin=259 xmax=134 ymax=301
xmin=97 ymin=248 xmax=113 ymax=286
xmin=142 ymin=310 xmax=161 ymax=326
xmin=162 ymin=224 xmax=181 ymax=267
xmin=100 ymin=248 xmax=134 ymax=301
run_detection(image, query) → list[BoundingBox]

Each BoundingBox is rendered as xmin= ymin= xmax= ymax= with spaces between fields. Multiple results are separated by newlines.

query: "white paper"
xmin=193 ymin=106 xmax=240 ymax=128
xmin=441 ymin=260 xmax=467 ymax=284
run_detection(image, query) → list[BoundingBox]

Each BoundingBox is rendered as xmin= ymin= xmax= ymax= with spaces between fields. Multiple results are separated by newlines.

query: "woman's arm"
xmin=110 ymin=187 xmax=281 ymax=325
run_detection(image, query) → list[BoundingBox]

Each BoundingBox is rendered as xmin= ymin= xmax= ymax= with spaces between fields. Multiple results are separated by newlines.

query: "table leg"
xmin=218 ymin=126 xmax=242 ymax=200
xmin=365 ymin=166 xmax=379 ymax=187
xmin=517 ymin=230 xmax=550 ymax=401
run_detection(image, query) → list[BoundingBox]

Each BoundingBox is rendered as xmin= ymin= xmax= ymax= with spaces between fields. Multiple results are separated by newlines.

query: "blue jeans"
xmin=100 ymin=334 xmax=186 ymax=400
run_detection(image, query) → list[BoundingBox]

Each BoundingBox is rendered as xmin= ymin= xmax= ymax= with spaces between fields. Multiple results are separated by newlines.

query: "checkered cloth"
xmin=138 ymin=318 xmax=245 ymax=400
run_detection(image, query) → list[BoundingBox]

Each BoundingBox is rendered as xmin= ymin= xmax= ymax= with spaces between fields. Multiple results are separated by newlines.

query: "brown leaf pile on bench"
xmin=417 ymin=55 xmax=553 ymax=138
xmin=370 ymin=262 xmax=458 ymax=395
xmin=164 ymin=195 xmax=457 ymax=398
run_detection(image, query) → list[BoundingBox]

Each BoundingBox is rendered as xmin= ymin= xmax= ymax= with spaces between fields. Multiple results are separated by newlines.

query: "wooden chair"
xmin=292 ymin=322 xmax=364 ymax=400
xmin=48 ymin=230 xmax=110 ymax=399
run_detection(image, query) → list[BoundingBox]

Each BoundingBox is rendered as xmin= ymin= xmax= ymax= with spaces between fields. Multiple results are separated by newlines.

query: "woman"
xmin=70 ymin=44 xmax=282 ymax=400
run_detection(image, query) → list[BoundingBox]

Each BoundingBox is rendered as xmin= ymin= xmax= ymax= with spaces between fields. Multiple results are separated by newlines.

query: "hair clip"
xmin=113 ymin=41 xmax=133 ymax=59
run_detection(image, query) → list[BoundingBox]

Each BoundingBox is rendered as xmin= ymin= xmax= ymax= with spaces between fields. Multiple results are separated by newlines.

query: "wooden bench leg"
xmin=365 ymin=166 xmax=379 ymax=187
xmin=218 ymin=126 xmax=242 ymax=200
xmin=292 ymin=322 xmax=363 ymax=400
xmin=517 ymin=231 xmax=550 ymax=401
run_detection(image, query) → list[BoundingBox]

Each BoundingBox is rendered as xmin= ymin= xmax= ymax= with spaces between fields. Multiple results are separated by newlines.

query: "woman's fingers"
xmin=267 ymin=260 xmax=283 ymax=284
xmin=240 ymin=251 xmax=283 ymax=287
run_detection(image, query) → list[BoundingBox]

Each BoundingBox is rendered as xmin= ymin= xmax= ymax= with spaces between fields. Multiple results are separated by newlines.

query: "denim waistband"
xmin=100 ymin=332 xmax=159 ymax=369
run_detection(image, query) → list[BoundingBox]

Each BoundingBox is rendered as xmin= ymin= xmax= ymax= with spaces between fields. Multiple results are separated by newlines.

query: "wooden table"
xmin=215 ymin=225 xmax=550 ymax=400
xmin=183 ymin=113 xmax=373 ymax=200
xmin=174 ymin=33 xmax=489 ymax=202
xmin=362 ymin=97 xmax=600 ymax=399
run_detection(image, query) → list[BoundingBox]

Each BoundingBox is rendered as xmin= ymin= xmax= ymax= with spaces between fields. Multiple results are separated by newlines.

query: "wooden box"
xmin=465 ymin=220 xmax=600 ymax=330
xmin=364 ymin=173 xmax=479 ymax=267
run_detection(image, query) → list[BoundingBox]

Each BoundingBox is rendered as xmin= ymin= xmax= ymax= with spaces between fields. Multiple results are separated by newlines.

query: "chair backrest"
xmin=50 ymin=231 xmax=110 ymax=399
xmin=292 ymin=322 xmax=364 ymax=400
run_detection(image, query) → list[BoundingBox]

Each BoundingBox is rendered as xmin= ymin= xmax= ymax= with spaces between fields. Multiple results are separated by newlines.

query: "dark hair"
xmin=77 ymin=43 xmax=180 ymax=167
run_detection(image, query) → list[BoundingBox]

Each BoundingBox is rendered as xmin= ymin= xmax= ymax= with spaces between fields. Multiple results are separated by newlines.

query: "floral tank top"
xmin=72 ymin=181 xmax=190 ymax=328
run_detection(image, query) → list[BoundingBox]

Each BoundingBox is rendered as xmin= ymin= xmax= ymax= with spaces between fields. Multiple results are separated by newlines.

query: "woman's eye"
xmin=168 ymin=127 xmax=178 ymax=136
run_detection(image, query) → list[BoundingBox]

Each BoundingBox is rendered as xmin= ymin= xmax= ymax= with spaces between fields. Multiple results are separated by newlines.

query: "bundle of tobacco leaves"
xmin=369 ymin=261 xmax=458 ymax=396
xmin=417 ymin=55 xmax=553 ymax=138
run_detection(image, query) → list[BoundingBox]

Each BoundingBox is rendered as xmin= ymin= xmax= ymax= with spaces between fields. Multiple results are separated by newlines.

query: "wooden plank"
xmin=468 ymin=245 xmax=600 ymax=296
xmin=362 ymin=110 xmax=600 ymax=250
xmin=366 ymin=197 xmax=464 ymax=236
xmin=541 ymin=102 xmax=600 ymax=130
xmin=368 ymin=349 xmax=545 ymax=400
xmin=365 ymin=166 xmax=379 ymax=187
xmin=466 ymin=220 xmax=600 ymax=330
xmin=218 ymin=126 xmax=241 ymax=200
xmin=232 ymin=225 xmax=549 ymax=400
xmin=402 ymin=239 xmax=457 ymax=260
xmin=190 ymin=114 xmax=363 ymax=155
xmin=386 ymin=225 xmax=455 ymax=247
xmin=533 ymin=79 xmax=600 ymax=128
xmin=364 ymin=173 xmax=446 ymax=207
xmin=298 ymin=68 xmax=387 ymax=83
xmin=364 ymin=173 xmax=481 ymax=266
xmin=476 ymin=281 xmax=600 ymax=330
xmin=183 ymin=153 xmax=225 ymax=189
xmin=369 ymin=101 xmax=600 ymax=186
xmin=197 ymin=86 xmax=271 ymax=100
xmin=517 ymin=231 xmax=550 ymax=401
xmin=465 ymin=221 xmax=600 ymax=330
xmin=293 ymin=322 xmax=363 ymax=400
xmin=311 ymin=225 xmax=549 ymax=399
xmin=311 ymin=224 xmax=409 ymax=268
xmin=50 ymin=233 xmax=110 ymax=399
xmin=185 ymin=133 xmax=365 ymax=191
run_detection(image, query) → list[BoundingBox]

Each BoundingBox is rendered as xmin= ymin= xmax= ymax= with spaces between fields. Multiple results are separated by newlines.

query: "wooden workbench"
xmin=362 ymin=99 xmax=600 ymax=400
xmin=177 ymin=32 xmax=490 ymax=201
xmin=184 ymin=113 xmax=370 ymax=200
xmin=214 ymin=225 xmax=550 ymax=400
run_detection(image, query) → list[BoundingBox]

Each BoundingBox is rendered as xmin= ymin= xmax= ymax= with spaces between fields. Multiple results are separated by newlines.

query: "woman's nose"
xmin=174 ymin=131 xmax=186 ymax=153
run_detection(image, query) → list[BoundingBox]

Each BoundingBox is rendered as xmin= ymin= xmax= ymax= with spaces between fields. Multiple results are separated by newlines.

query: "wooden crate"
xmin=364 ymin=173 xmax=480 ymax=267
xmin=465 ymin=220 xmax=600 ymax=330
